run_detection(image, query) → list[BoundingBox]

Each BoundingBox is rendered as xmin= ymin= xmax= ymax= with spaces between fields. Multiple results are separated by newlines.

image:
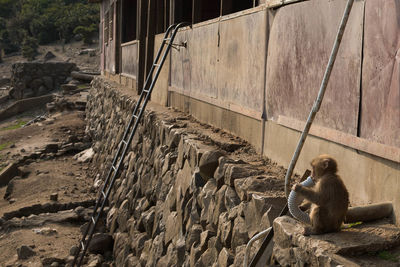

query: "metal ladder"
xmin=72 ymin=22 xmax=188 ymax=267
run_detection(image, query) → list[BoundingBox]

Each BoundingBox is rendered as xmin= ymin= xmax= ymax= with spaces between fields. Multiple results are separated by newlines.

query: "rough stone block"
xmin=224 ymin=165 xmax=264 ymax=187
xmin=186 ymin=224 xmax=203 ymax=251
xmin=234 ymin=175 xmax=283 ymax=201
xmin=164 ymin=211 xmax=181 ymax=244
xmin=273 ymin=216 xmax=400 ymax=266
xmin=217 ymin=247 xmax=234 ymax=267
xmin=198 ymin=150 xmax=224 ymax=180
xmin=231 ymin=216 xmax=249 ymax=249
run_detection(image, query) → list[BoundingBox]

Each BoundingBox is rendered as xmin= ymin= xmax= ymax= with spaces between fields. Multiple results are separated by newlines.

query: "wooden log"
xmin=345 ymin=202 xmax=393 ymax=223
xmin=71 ymin=71 xmax=95 ymax=82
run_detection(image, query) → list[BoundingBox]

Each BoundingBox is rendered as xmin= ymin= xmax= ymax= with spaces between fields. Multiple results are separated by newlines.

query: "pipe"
xmin=284 ymin=0 xmax=355 ymax=197
xmin=288 ymin=176 xmax=315 ymax=224
xmin=244 ymin=227 xmax=272 ymax=267
xmin=345 ymin=202 xmax=393 ymax=223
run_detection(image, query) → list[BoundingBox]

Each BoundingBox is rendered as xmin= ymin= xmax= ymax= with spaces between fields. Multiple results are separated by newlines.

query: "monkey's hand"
xmin=292 ymin=183 xmax=303 ymax=192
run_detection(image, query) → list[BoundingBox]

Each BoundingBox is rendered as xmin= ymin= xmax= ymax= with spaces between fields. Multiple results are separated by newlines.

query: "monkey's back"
xmin=320 ymin=174 xmax=349 ymax=229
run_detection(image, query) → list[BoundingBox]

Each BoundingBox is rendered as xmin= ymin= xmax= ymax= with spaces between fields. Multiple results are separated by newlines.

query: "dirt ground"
xmin=0 ymin=40 xmax=99 ymax=267
xmin=0 ymin=102 xmax=96 ymax=266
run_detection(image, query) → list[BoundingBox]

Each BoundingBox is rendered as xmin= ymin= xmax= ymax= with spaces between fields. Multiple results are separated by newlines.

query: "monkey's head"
xmin=310 ymin=154 xmax=338 ymax=178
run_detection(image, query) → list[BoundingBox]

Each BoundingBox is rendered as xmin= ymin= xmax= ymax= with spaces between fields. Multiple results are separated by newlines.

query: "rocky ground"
xmin=0 ymin=41 xmax=100 ymax=99
xmin=0 ymin=84 xmax=100 ymax=267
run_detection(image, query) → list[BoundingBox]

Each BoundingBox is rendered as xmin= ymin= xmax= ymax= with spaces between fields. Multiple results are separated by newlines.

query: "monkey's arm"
xmin=295 ymin=185 xmax=324 ymax=206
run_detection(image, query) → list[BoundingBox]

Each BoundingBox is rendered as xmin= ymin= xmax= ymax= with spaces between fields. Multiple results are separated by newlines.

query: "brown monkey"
xmin=292 ymin=154 xmax=349 ymax=235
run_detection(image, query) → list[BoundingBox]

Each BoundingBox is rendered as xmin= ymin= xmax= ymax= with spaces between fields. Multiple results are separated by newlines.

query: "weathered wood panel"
xmin=218 ymin=10 xmax=266 ymax=113
xmin=170 ymin=10 xmax=266 ymax=117
xmin=360 ymin=0 xmax=400 ymax=148
xmin=170 ymin=29 xmax=193 ymax=92
xmin=266 ymin=0 xmax=364 ymax=135
xmin=189 ymin=23 xmax=219 ymax=98
xmin=121 ymin=41 xmax=139 ymax=78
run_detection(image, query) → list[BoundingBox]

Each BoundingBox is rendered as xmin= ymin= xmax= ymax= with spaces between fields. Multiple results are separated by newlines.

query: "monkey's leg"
xmin=304 ymin=206 xmax=324 ymax=235
xmin=299 ymin=200 xmax=312 ymax=212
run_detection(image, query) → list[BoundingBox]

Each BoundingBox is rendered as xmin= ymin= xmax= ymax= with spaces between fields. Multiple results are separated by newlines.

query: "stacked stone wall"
xmin=86 ymin=77 xmax=287 ymax=266
xmin=10 ymin=62 xmax=77 ymax=99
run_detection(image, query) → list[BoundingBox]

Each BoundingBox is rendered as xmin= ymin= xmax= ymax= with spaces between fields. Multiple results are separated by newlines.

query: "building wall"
xmin=166 ymin=0 xmax=400 ymax=222
xmin=360 ymin=0 xmax=400 ymax=148
xmin=99 ymin=0 xmax=400 ymax=223
xmin=170 ymin=8 xmax=266 ymax=120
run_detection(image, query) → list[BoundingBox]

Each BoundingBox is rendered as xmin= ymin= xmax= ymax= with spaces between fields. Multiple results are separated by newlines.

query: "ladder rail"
xmin=72 ymin=22 xmax=187 ymax=267
xmin=102 ymin=23 xmax=177 ymax=193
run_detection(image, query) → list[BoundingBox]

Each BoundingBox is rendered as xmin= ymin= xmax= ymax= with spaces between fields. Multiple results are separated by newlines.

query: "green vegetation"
xmin=0 ymin=0 xmax=99 ymax=59
xmin=377 ymin=251 xmax=399 ymax=262
xmin=0 ymin=120 xmax=26 ymax=131
xmin=341 ymin=221 xmax=363 ymax=229
xmin=0 ymin=141 xmax=13 ymax=151
xmin=73 ymin=24 xmax=97 ymax=45
xmin=77 ymin=83 xmax=90 ymax=89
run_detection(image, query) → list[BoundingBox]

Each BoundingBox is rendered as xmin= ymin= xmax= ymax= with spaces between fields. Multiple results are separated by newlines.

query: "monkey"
xmin=292 ymin=154 xmax=349 ymax=235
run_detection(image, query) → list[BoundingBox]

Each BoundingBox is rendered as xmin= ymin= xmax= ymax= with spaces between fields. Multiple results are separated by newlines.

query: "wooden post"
xmin=115 ymin=0 xmax=121 ymax=74
xmin=144 ymin=0 xmax=156 ymax=89
xmin=193 ymin=0 xmax=201 ymax=24
xmin=137 ymin=0 xmax=148 ymax=94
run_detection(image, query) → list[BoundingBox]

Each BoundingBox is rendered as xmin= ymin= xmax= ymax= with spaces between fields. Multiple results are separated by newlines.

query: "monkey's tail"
xmin=288 ymin=176 xmax=315 ymax=224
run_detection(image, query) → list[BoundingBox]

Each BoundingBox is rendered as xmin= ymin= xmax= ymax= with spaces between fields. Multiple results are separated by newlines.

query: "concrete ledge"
xmin=272 ymin=216 xmax=400 ymax=266
xmin=0 ymin=94 xmax=54 ymax=122
xmin=169 ymin=91 xmax=262 ymax=153
xmin=0 ymin=163 xmax=18 ymax=187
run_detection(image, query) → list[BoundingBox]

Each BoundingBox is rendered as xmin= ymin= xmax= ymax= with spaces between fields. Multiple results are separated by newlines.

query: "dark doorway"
xmin=122 ymin=0 xmax=138 ymax=43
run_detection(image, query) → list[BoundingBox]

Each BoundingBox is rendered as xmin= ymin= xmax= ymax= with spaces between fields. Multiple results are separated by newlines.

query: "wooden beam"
xmin=144 ymin=0 xmax=157 ymax=86
xmin=137 ymin=0 xmax=148 ymax=93
xmin=277 ymin=115 xmax=400 ymax=163
xmin=266 ymin=0 xmax=308 ymax=8
xmin=192 ymin=0 xmax=201 ymax=24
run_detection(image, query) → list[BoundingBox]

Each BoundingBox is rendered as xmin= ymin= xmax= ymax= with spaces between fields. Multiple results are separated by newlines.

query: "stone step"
xmin=273 ymin=216 xmax=400 ymax=266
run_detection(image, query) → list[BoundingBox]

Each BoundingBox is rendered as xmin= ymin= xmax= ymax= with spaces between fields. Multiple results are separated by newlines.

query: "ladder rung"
xmin=143 ymin=89 xmax=149 ymax=93
xmin=133 ymin=115 xmax=138 ymax=119
xmin=164 ymin=37 xmax=171 ymax=41
xmin=101 ymin=191 xmax=106 ymax=199
xmin=91 ymin=217 xmax=96 ymax=224
xmin=112 ymin=166 xmax=116 ymax=171
xmin=81 ymin=241 xmax=85 ymax=250
xmin=154 ymin=63 xmax=160 ymax=67
xmin=121 ymin=140 xmax=127 ymax=146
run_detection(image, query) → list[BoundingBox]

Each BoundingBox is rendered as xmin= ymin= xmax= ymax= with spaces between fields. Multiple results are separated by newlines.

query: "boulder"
xmin=88 ymin=233 xmax=114 ymax=254
xmin=17 ymin=245 xmax=36 ymax=259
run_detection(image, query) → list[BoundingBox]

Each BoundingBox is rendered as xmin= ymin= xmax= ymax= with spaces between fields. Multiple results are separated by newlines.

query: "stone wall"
xmin=10 ymin=62 xmax=77 ymax=99
xmin=86 ymin=77 xmax=287 ymax=266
